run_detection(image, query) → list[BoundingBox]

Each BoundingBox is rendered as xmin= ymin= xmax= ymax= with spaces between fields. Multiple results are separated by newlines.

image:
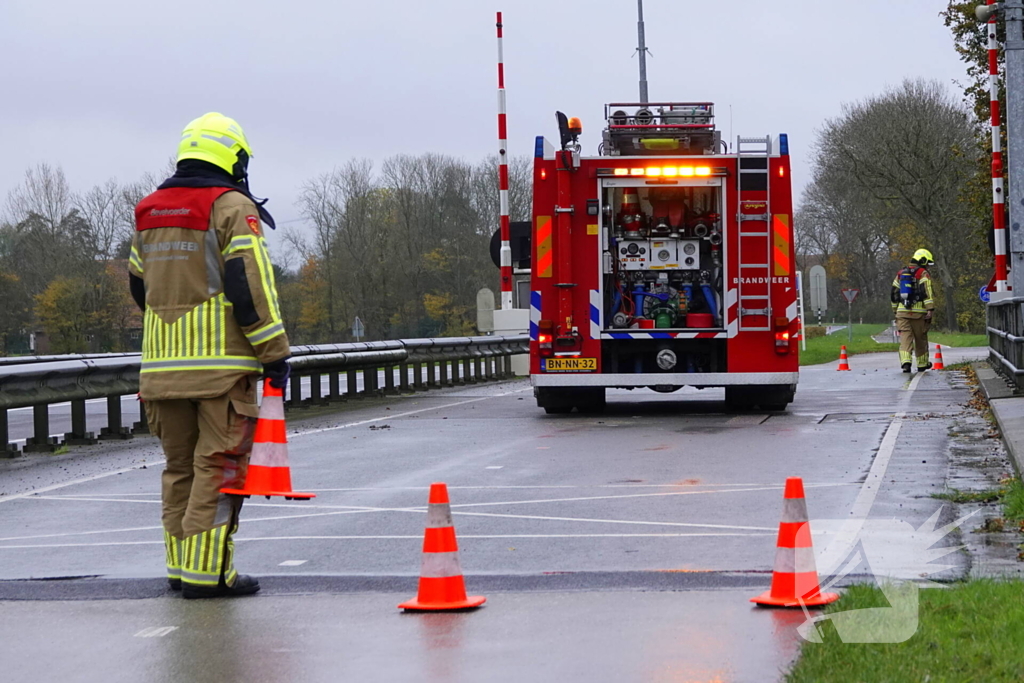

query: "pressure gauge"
xmin=658 ymin=249 xmax=671 ymax=262
xmin=683 ymin=243 xmax=697 ymax=256
xmin=627 ymin=242 xmax=640 ymax=256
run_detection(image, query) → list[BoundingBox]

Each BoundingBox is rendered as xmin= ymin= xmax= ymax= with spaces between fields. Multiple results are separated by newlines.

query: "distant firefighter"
xmin=890 ymin=249 xmax=936 ymax=373
xmin=129 ymin=113 xmax=290 ymax=598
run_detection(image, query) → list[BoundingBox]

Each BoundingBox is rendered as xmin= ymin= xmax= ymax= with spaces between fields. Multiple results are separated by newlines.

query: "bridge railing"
xmin=0 ymin=335 xmax=529 ymax=457
xmin=988 ymin=297 xmax=1024 ymax=392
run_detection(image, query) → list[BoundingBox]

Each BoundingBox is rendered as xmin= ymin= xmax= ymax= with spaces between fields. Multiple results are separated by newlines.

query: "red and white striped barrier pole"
xmin=496 ymin=11 xmax=513 ymax=310
xmin=990 ymin=0 xmax=1009 ymax=292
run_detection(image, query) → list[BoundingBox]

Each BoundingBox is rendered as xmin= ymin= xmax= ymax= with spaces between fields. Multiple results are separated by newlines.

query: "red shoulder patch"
xmin=246 ymin=215 xmax=261 ymax=236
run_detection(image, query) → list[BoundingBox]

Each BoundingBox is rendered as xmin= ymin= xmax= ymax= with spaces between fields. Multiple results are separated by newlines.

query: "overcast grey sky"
xmin=0 ymin=0 xmax=968 ymax=252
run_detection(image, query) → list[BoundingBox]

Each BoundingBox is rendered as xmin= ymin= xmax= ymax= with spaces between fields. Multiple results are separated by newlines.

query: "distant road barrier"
xmin=988 ymin=297 xmax=1024 ymax=392
xmin=0 ymin=335 xmax=528 ymax=457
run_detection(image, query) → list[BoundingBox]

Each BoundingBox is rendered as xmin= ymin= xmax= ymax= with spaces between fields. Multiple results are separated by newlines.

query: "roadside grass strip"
xmin=786 ymin=581 xmax=1024 ymax=682
xmin=800 ymin=325 xmax=896 ymax=366
xmin=929 ymin=332 xmax=988 ymax=348
xmin=800 ymin=325 xmax=987 ymax=366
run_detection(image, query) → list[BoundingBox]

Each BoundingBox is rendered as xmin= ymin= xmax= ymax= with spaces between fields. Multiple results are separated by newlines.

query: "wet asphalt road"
xmin=0 ymin=348 xmax=987 ymax=682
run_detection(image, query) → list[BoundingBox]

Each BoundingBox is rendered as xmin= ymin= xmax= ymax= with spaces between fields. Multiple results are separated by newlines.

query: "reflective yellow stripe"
xmin=141 ymin=356 xmax=261 ymax=373
xmin=129 ymin=246 xmax=144 ymax=273
xmin=253 ymin=237 xmax=283 ymax=322
xmin=246 ymin=321 xmax=286 ymax=345
xmin=222 ymin=235 xmax=254 ymax=256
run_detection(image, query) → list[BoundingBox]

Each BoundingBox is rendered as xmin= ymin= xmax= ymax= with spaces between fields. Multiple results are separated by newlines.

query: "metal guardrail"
xmin=988 ymin=297 xmax=1024 ymax=391
xmin=0 ymin=335 xmax=529 ymax=457
xmin=0 ymin=352 xmax=142 ymax=367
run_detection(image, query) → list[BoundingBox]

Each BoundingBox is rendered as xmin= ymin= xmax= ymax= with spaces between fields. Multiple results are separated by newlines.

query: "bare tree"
xmin=811 ymin=79 xmax=983 ymax=330
xmin=4 ymin=163 xmax=75 ymax=235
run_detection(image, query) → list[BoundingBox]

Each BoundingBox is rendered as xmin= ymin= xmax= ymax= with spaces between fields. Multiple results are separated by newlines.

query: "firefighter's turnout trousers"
xmin=896 ymin=314 xmax=931 ymax=368
xmin=147 ymin=378 xmax=258 ymax=588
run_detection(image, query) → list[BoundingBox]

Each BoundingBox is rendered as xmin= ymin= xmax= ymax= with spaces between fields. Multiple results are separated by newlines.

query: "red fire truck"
xmin=529 ymin=103 xmax=799 ymax=413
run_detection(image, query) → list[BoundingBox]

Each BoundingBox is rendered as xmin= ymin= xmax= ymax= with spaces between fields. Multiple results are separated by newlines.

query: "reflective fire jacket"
xmin=129 ymin=187 xmax=290 ymax=400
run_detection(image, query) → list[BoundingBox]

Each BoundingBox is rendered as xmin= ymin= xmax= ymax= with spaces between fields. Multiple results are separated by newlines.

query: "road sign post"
xmin=841 ymin=289 xmax=859 ymax=344
xmin=809 ymin=265 xmax=827 ymax=328
xmin=352 ymin=316 xmax=365 ymax=342
xmin=797 ymin=271 xmax=807 ymax=352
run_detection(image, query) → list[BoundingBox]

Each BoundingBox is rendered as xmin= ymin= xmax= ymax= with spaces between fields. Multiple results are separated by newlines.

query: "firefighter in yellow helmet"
xmin=128 ymin=113 xmax=290 ymax=598
xmin=890 ymin=249 xmax=936 ymax=373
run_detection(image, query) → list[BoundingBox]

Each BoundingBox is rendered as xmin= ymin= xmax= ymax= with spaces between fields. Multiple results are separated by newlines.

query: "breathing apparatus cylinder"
xmin=633 ymin=285 xmax=647 ymax=318
xmin=701 ymin=284 xmax=718 ymax=324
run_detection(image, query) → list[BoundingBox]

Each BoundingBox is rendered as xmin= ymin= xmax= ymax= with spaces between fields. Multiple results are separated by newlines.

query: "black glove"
xmin=263 ymin=359 xmax=291 ymax=389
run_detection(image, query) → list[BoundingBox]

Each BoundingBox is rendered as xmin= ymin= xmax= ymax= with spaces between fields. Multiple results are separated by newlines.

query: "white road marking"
xmin=276 ymin=482 xmax=856 ymax=492
xmin=278 ymin=560 xmax=307 ymax=566
xmin=444 ymin=483 xmax=852 ymax=510
xmin=816 ymin=371 xmax=925 ymax=578
xmin=28 ymin=496 xmax=160 ymax=505
xmin=485 ymin=466 xmax=504 ymax=470
xmin=0 ymin=387 xmax=528 ymax=505
xmin=0 ymin=532 xmax=776 ymax=549
xmin=134 ymin=626 xmax=178 ymax=638
xmin=5 ymin=481 xmax=856 ymax=542
xmin=289 ymin=386 xmax=531 ymax=438
xmin=0 ymin=524 xmax=165 ymax=542
xmin=442 ymin=510 xmax=776 ymax=531
xmin=0 ymin=463 xmax=165 ymax=505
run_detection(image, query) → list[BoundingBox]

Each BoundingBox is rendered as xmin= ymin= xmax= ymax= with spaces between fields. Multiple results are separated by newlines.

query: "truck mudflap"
xmin=532 ymin=372 xmax=798 ymax=388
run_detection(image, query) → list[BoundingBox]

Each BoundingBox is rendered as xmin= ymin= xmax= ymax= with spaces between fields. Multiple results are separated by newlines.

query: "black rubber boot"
xmin=918 ymin=363 xmax=933 ymax=372
xmin=902 ymin=363 xmax=912 ymax=373
xmin=182 ymin=575 xmax=260 ymax=600
xmin=168 ymin=578 xmax=181 ymax=591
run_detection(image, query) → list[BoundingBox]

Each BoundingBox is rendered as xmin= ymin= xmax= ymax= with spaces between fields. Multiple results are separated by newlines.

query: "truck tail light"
xmin=538 ymin=320 xmax=554 ymax=357
xmin=774 ymin=317 xmax=790 ymax=354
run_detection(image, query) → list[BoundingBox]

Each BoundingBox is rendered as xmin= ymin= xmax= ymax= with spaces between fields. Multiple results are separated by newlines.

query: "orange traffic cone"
xmin=399 ymin=483 xmax=486 ymax=611
xmin=836 ymin=346 xmax=851 ymax=371
xmin=220 ymin=379 xmax=316 ymax=501
xmin=933 ymin=345 xmax=945 ymax=370
xmin=751 ymin=477 xmax=839 ymax=608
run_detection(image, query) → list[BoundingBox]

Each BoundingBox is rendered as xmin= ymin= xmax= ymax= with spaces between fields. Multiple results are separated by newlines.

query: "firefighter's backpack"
xmin=892 ymin=267 xmax=924 ymax=306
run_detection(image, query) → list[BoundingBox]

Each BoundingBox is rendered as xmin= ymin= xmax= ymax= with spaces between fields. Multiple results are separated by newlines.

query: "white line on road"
xmin=816 ymin=371 xmax=925 ymax=579
xmin=0 ymin=387 xmax=529 ymax=505
xmin=444 ymin=483 xmax=853 ymax=511
xmin=278 ymin=560 xmax=308 ymax=566
xmin=0 ymin=532 xmax=777 ymax=549
xmin=438 ymin=510 xmax=776 ymax=531
xmin=134 ymin=626 xmax=178 ymax=638
xmin=0 ymin=463 xmax=165 ymax=505
xmin=288 ymin=386 xmax=531 ymax=438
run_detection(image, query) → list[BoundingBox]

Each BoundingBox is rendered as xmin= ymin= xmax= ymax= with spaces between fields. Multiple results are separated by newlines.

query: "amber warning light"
xmin=606 ymin=166 xmax=718 ymax=178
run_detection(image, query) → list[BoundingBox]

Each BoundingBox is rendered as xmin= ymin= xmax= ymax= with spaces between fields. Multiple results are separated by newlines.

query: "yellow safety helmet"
xmin=912 ymin=249 xmax=934 ymax=266
xmin=177 ymin=112 xmax=253 ymax=178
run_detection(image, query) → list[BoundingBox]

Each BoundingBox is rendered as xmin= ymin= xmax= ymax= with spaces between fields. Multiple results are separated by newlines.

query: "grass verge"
xmin=800 ymin=324 xmax=896 ymax=366
xmin=800 ymin=326 xmax=989 ymax=367
xmin=786 ymin=581 xmax=1024 ymax=682
xmin=930 ymin=331 xmax=988 ymax=347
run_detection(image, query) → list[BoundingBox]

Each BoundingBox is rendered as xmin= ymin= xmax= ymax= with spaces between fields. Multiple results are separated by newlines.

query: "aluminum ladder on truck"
xmin=735 ymin=136 xmax=773 ymax=332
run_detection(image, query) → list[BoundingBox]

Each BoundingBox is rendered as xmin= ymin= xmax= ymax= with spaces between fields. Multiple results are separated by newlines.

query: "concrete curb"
xmin=974 ymin=361 xmax=1024 ymax=478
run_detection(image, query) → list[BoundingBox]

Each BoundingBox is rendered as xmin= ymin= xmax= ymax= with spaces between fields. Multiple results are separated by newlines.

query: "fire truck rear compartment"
xmin=603 ymin=183 xmax=724 ymax=332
